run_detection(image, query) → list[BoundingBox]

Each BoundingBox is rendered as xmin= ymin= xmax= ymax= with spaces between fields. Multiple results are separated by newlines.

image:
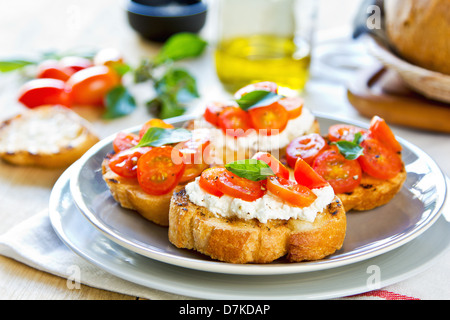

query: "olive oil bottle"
xmin=215 ymin=34 xmax=311 ymax=93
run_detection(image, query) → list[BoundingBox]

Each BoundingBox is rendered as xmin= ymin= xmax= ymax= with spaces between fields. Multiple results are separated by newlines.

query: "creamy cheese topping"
xmin=185 ymin=177 xmax=335 ymax=223
xmin=194 ymin=107 xmax=315 ymax=153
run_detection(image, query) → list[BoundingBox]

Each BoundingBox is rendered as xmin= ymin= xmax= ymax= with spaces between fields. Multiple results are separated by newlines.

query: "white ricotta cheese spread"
xmin=185 ymin=177 xmax=335 ymax=223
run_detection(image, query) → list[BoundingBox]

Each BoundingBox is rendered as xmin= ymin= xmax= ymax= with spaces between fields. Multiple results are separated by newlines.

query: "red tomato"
xmin=234 ymin=81 xmax=278 ymax=99
xmin=267 ymin=176 xmax=317 ymax=208
xmin=328 ymin=124 xmax=367 ymax=142
xmin=312 ymin=149 xmax=362 ymax=194
xmin=94 ymin=48 xmax=124 ymax=67
xmin=216 ymin=168 xmax=265 ymax=201
xmin=368 ymin=116 xmax=402 ymax=153
xmin=36 ymin=59 xmax=74 ymax=81
xmin=286 ymin=133 xmax=328 ymax=168
xmin=18 ymin=78 xmax=70 ymax=108
xmin=248 ymin=103 xmax=289 ymax=135
xmin=277 ymin=96 xmax=303 ymax=119
xmin=112 ymin=132 xmax=140 ymax=153
xmin=59 ymin=56 xmax=93 ymax=72
xmin=294 ymin=157 xmax=329 ymax=190
xmin=66 ymin=66 xmax=120 ymax=106
xmin=252 ymin=152 xmax=290 ymax=179
xmin=108 ymin=147 xmax=150 ymax=179
xmin=175 ymin=132 xmax=211 ymax=183
xmin=199 ymin=167 xmax=225 ymax=197
xmin=203 ymin=101 xmax=226 ymax=127
xmin=217 ymin=107 xmax=253 ymax=138
xmin=139 ymin=118 xmax=174 ymax=138
xmin=137 ymin=146 xmax=186 ymax=195
xmin=358 ymin=138 xmax=403 ymax=180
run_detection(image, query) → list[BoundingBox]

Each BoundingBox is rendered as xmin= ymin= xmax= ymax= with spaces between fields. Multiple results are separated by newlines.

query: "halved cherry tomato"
xmin=59 ymin=56 xmax=93 ymax=72
xmin=252 ymin=152 xmax=289 ymax=179
xmin=36 ymin=59 xmax=74 ymax=81
xmin=203 ymin=101 xmax=226 ymax=127
xmin=217 ymin=106 xmax=253 ymax=138
xmin=312 ymin=148 xmax=362 ymax=194
xmin=199 ymin=167 xmax=225 ymax=197
xmin=286 ymin=133 xmax=328 ymax=168
xmin=234 ymin=81 xmax=278 ymax=99
xmin=66 ymin=65 xmax=120 ymax=106
xmin=277 ymin=96 xmax=304 ymax=119
xmin=136 ymin=146 xmax=186 ymax=195
xmin=139 ymin=118 xmax=174 ymax=138
xmin=216 ymin=168 xmax=264 ymax=201
xmin=267 ymin=176 xmax=317 ymax=208
xmin=328 ymin=124 xmax=367 ymax=142
xmin=112 ymin=132 xmax=140 ymax=153
xmin=18 ymin=78 xmax=70 ymax=108
xmin=248 ymin=103 xmax=289 ymax=135
xmin=358 ymin=138 xmax=403 ymax=180
xmin=108 ymin=147 xmax=151 ymax=179
xmin=368 ymin=116 xmax=402 ymax=153
xmin=175 ymin=132 xmax=211 ymax=183
xmin=294 ymin=157 xmax=329 ymax=190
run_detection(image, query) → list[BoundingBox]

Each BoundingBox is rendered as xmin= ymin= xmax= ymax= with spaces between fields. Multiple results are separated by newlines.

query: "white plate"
xmin=50 ymin=167 xmax=450 ymax=299
xmin=69 ymin=114 xmax=447 ymax=275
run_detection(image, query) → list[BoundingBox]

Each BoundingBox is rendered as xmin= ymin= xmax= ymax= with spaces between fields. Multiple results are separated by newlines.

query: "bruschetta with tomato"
xmin=284 ymin=116 xmax=407 ymax=211
xmin=102 ymin=118 xmax=211 ymax=226
xmin=168 ymin=152 xmax=346 ymax=264
xmin=186 ymin=82 xmax=319 ymax=166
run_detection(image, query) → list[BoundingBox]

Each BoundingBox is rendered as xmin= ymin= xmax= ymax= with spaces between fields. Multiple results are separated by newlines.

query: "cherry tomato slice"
xmin=328 ymin=124 xmax=367 ymax=142
xmin=36 ymin=59 xmax=74 ymax=81
xmin=199 ymin=167 xmax=225 ymax=197
xmin=248 ymin=103 xmax=289 ymax=135
xmin=267 ymin=176 xmax=317 ymax=208
xmin=286 ymin=133 xmax=328 ymax=168
xmin=112 ymin=132 xmax=140 ymax=153
xmin=294 ymin=157 xmax=329 ymax=190
xmin=109 ymin=147 xmax=151 ymax=179
xmin=358 ymin=138 xmax=403 ymax=180
xmin=312 ymin=148 xmax=362 ymax=194
xmin=18 ymin=78 xmax=70 ymax=108
xmin=216 ymin=168 xmax=264 ymax=201
xmin=137 ymin=146 xmax=186 ymax=195
xmin=277 ymin=96 xmax=304 ymax=119
xmin=203 ymin=101 xmax=226 ymax=127
xmin=368 ymin=116 xmax=402 ymax=153
xmin=139 ymin=118 xmax=174 ymax=138
xmin=234 ymin=81 xmax=278 ymax=99
xmin=217 ymin=107 xmax=253 ymax=138
xmin=252 ymin=152 xmax=290 ymax=179
xmin=67 ymin=65 xmax=120 ymax=106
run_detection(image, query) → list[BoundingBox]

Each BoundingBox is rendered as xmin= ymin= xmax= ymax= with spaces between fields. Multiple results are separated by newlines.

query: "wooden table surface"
xmin=0 ymin=0 xmax=449 ymax=300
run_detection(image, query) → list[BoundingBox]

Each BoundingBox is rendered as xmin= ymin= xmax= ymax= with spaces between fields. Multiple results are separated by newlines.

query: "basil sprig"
xmin=235 ymin=90 xmax=284 ymax=111
xmin=224 ymin=159 xmax=275 ymax=181
xmin=134 ymin=127 xmax=191 ymax=148
xmin=330 ymin=132 xmax=364 ymax=160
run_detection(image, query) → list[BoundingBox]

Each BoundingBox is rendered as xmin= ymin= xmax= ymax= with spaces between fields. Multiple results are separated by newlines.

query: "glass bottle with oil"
xmin=214 ymin=0 xmax=317 ymax=94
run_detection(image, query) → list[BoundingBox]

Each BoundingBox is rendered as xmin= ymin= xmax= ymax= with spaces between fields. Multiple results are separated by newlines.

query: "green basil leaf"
xmin=103 ymin=85 xmax=137 ymax=119
xmin=331 ymin=140 xmax=364 ymax=160
xmin=0 ymin=59 xmax=36 ymax=72
xmin=235 ymin=90 xmax=283 ymax=111
xmin=155 ymin=68 xmax=199 ymax=102
xmin=135 ymin=127 xmax=191 ymax=148
xmin=134 ymin=58 xmax=155 ymax=83
xmin=225 ymin=159 xmax=275 ymax=181
xmin=154 ymin=32 xmax=207 ymax=65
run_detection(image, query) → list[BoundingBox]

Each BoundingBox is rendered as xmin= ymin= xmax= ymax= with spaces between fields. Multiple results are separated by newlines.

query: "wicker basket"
xmin=367 ymin=36 xmax=450 ymax=104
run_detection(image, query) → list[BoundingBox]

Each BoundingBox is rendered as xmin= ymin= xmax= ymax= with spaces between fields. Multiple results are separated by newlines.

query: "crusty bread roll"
xmin=168 ymin=188 xmax=346 ymax=264
xmin=385 ymin=0 xmax=450 ymax=74
xmin=0 ymin=105 xmax=99 ymax=168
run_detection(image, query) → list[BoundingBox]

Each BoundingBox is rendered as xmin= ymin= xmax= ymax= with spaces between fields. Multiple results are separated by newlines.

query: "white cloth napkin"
xmin=0 ymin=209 xmax=449 ymax=300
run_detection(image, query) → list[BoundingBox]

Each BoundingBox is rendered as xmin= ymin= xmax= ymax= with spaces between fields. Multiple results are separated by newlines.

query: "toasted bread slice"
xmin=102 ymin=156 xmax=185 ymax=226
xmin=0 ymin=105 xmax=99 ymax=168
xmin=168 ymin=188 xmax=346 ymax=264
xmin=337 ymin=167 xmax=407 ymax=211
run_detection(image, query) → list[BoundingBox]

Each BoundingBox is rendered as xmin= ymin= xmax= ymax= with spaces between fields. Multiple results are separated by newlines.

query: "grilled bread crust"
xmin=0 ymin=105 xmax=99 ymax=168
xmin=168 ymin=188 xmax=346 ymax=264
